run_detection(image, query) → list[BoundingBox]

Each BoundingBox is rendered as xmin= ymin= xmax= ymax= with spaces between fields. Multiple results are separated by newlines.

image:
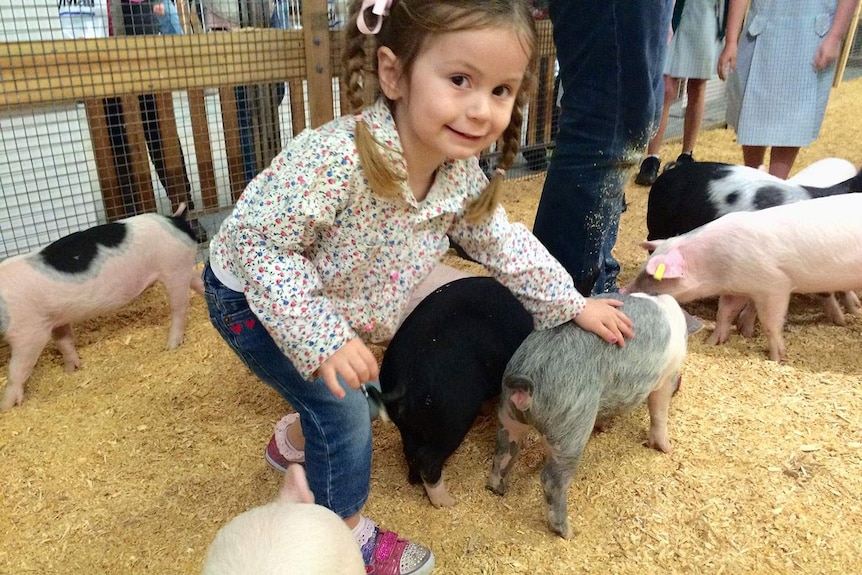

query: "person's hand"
xmin=153 ymin=2 xmax=166 ymax=17
xmin=717 ymin=45 xmax=737 ymax=80
xmin=813 ymin=35 xmax=843 ymax=72
xmin=573 ymin=297 xmax=634 ymax=348
xmin=314 ymin=338 xmax=379 ymax=399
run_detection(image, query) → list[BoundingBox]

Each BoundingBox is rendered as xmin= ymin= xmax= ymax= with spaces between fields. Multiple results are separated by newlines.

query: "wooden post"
xmin=303 ymin=0 xmax=335 ymax=128
xmin=833 ymin=3 xmax=862 ymax=88
xmin=120 ymin=93 xmax=158 ymax=214
xmin=219 ymin=86 xmax=248 ymax=202
xmin=153 ymin=91 xmax=191 ymax=212
xmin=288 ymin=79 xmax=307 ymax=134
xmin=85 ymin=99 xmax=125 ymax=221
xmin=188 ymin=88 xmax=219 ymax=211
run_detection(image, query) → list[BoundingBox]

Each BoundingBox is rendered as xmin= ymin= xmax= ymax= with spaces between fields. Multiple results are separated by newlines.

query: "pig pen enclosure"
xmin=3 ymin=2 xmax=862 ymax=574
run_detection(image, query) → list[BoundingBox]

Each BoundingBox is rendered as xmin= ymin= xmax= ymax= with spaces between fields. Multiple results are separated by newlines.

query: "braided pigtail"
xmin=343 ymin=0 xmax=403 ymax=199
xmin=341 ymin=0 xmax=373 ymax=114
xmin=465 ymin=54 xmax=536 ymax=222
xmin=464 ymin=105 xmax=523 ymax=223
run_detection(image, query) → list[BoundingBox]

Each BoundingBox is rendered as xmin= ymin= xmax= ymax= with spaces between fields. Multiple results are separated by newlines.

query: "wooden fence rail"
xmin=0 ymin=0 xmax=556 ymax=222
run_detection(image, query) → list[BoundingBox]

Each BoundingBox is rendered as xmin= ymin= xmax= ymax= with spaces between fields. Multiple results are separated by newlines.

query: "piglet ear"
xmin=278 ymin=464 xmax=315 ymax=504
xmin=505 ymin=375 xmax=534 ymax=411
xmin=645 ymin=248 xmax=686 ymax=280
xmin=640 ymin=240 xmax=663 ymax=252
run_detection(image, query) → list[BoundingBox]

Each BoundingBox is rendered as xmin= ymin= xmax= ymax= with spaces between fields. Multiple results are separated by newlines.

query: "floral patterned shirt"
xmin=210 ymin=99 xmax=586 ymax=378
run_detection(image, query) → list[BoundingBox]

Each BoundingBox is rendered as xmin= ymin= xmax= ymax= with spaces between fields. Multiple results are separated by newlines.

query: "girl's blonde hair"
xmin=341 ymin=0 xmax=538 ymax=222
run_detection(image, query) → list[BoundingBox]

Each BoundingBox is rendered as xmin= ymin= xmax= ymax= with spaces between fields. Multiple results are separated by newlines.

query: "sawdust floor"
xmin=2 ymin=78 xmax=862 ymax=574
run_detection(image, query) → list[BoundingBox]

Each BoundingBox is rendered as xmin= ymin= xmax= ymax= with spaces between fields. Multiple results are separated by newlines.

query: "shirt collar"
xmin=357 ymin=98 xmax=480 ymax=213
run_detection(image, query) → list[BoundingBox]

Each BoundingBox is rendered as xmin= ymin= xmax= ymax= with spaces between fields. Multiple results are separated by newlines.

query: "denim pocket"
xmin=203 ymin=265 xmax=262 ymax=344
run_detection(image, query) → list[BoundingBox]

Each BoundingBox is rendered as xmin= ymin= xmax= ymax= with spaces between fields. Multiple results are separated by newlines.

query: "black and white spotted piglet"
xmin=367 ymin=276 xmax=534 ymax=508
xmin=0 ymin=204 xmax=204 ymax=410
xmin=646 ymin=161 xmax=862 ymax=241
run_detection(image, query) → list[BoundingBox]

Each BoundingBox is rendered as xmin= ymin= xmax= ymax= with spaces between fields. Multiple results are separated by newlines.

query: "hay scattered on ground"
xmin=2 ymin=79 xmax=861 ymax=574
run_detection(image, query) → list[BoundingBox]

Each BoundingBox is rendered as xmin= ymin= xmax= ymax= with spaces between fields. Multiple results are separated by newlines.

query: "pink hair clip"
xmin=495 ymin=167 xmax=506 ymax=177
xmin=357 ymin=0 xmax=393 ymax=35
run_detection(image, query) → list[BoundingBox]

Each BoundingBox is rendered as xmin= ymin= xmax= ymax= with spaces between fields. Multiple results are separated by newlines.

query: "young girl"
xmin=718 ymin=0 xmax=860 ymax=179
xmin=203 ymin=0 xmax=633 ymax=572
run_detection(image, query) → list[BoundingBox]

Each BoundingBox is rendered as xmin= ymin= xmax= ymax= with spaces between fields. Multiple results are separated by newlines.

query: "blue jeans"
xmin=159 ymin=0 xmax=183 ymax=35
xmin=533 ymin=0 xmax=672 ymax=296
xmin=202 ymin=263 xmax=372 ymax=518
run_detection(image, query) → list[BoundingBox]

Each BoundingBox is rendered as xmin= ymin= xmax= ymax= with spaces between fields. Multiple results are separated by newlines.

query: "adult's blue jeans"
xmin=533 ymin=0 xmax=672 ymax=296
xmin=202 ymin=263 xmax=372 ymax=519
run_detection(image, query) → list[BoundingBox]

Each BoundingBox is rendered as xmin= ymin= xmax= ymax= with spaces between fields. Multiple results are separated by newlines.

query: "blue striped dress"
xmin=665 ymin=0 xmax=724 ymax=79
xmin=726 ymin=0 xmax=840 ymax=146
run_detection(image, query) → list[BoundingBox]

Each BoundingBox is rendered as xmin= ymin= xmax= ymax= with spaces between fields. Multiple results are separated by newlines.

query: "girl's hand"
xmin=315 ymin=338 xmax=379 ymax=399
xmin=573 ymin=297 xmax=634 ymax=348
xmin=813 ymin=35 xmax=843 ymax=72
xmin=717 ymin=45 xmax=737 ymax=80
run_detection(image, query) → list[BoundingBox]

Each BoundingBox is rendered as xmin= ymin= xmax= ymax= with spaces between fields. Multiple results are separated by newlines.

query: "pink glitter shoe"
xmin=361 ymin=526 xmax=434 ymax=575
xmin=264 ymin=413 xmax=305 ymax=472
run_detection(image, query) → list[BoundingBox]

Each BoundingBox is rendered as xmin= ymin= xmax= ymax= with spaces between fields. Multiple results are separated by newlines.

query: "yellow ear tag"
xmin=653 ymin=262 xmax=666 ymax=281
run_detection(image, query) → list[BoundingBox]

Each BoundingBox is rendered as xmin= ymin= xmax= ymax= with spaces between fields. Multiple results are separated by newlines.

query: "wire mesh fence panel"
xmin=1 ymin=0 xmax=343 ymax=259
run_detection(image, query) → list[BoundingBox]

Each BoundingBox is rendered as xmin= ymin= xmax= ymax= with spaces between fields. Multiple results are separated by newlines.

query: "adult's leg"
xmin=742 ymin=144 xmax=767 ymax=169
xmin=138 ymin=93 xmax=194 ymax=211
xmin=681 ymin=78 xmax=707 ymax=154
xmin=103 ymin=97 xmax=137 ymax=216
xmin=768 ymin=146 xmax=800 ymax=179
xmin=534 ymin=0 xmax=672 ymax=295
xmin=646 ymin=76 xmax=682 ymax=157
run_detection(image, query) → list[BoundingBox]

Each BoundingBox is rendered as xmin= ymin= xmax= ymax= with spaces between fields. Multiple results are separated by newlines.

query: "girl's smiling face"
xmin=378 ymin=25 xmax=531 ymax=178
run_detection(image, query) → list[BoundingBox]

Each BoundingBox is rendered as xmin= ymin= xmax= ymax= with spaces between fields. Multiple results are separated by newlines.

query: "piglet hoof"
xmin=424 ymin=481 xmax=456 ymax=508
xmin=766 ymin=340 xmax=786 ymax=362
xmin=63 ymin=357 xmax=82 ymax=373
xmin=646 ymin=433 xmax=673 ymax=453
xmin=821 ymin=293 xmax=847 ymax=326
xmin=1 ymin=386 xmax=23 ymax=411
xmin=844 ymin=291 xmax=861 ymax=316
xmin=704 ymin=330 xmax=728 ymax=346
xmin=736 ymin=310 xmax=757 ymax=338
xmin=549 ymin=518 xmax=573 ymax=540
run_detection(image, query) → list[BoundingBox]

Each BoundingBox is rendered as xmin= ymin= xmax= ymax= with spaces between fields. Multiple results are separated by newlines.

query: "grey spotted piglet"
xmin=0 ymin=204 xmax=203 ymax=410
xmin=202 ymin=464 xmax=365 ymax=575
xmin=487 ymin=293 xmax=687 ymax=539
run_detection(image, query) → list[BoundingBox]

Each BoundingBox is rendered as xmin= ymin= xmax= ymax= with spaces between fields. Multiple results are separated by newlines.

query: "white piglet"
xmin=625 ymin=194 xmax=862 ymax=361
xmin=202 ymin=464 xmax=365 ymax=575
xmin=0 ymin=204 xmax=204 ymax=410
